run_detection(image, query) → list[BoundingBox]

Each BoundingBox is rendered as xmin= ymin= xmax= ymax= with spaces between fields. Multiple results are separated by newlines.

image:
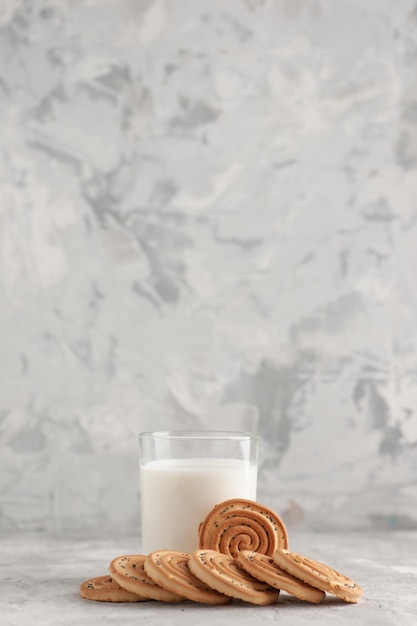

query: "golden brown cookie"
xmin=80 ymin=575 xmax=147 ymax=602
xmin=198 ymin=498 xmax=289 ymax=558
xmin=189 ymin=549 xmax=279 ymax=606
xmin=236 ymin=550 xmax=325 ymax=604
xmin=273 ymin=549 xmax=362 ymax=603
xmin=144 ymin=550 xmax=230 ymax=605
xmin=109 ymin=554 xmax=184 ymax=603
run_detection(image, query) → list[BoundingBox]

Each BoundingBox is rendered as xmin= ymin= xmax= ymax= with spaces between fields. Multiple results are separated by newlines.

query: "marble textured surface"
xmin=1 ymin=530 xmax=417 ymax=625
xmin=1 ymin=0 xmax=417 ymax=537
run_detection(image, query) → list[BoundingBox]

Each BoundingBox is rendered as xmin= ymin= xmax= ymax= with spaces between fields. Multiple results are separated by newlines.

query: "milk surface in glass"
xmin=140 ymin=457 xmax=257 ymax=553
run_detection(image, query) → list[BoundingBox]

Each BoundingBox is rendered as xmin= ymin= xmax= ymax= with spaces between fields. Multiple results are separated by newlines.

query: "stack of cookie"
xmin=80 ymin=498 xmax=362 ymax=606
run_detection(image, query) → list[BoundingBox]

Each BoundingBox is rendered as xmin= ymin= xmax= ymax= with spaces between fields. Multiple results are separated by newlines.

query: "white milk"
xmin=140 ymin=457 xmax=257 ymax=553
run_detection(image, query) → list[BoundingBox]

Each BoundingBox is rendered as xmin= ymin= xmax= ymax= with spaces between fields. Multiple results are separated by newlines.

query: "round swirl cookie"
xmin=80 ymin=575 xmax=147 ymax=602
xmin=109 ymin=554 xmax=184 ymax=602
xmin=144 ymin=550 xmax=231 ymax=605
xmin=198 ymin=498 xmax=288 ymax=558
xmin=273 ymin=549 xmax=362 ymax=603
xmin=189 ymin=549 xmax=279 ymax=606
xmin=236 ymin=550 xmax=325 ymax=604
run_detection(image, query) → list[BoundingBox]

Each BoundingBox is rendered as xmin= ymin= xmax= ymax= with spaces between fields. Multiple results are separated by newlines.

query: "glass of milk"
xmin=139 ymin=430 xmax=258 ymax=554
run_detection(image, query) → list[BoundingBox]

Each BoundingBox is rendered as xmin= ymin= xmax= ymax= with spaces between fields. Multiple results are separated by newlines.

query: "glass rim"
xmin=139 ymin=430 xmax=258 ymax=441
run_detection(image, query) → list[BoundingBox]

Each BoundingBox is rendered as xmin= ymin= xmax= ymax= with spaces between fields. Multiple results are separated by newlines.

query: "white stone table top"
xmin=1 ymin=530 xmax=416 ymax=625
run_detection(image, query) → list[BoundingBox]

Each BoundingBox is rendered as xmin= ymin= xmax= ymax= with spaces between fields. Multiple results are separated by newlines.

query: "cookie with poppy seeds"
xmin=144 ymin=550 xmax=231 ymax=605
xmin=189 ymin=549 xmax=279 ymax=606
xmin=80 ymin=574 xmax=147 ymax=602
xmin=109 ymin=554 xmax=184 ymax=602
xmin=237 ymin=550 xmax=325 ymax=604
xmin=273 ymin=549 xmax=362 ymax=603
xmin=198 ymin=498 xmax=288 ymax=558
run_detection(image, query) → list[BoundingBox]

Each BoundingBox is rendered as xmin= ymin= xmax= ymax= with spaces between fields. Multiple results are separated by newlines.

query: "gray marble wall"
xmin=1 ymin=0 xmax=417 ymax=537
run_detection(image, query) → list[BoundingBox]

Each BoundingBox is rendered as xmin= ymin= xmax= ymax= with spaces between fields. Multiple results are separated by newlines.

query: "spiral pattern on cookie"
xmin=109 ymin=555 xmax=184 ymax=602
xmin=189 ymin=549 xmax=279 ymax=605
xmin=237 ymin=551 xmax=325 ymax=604
xmin=273 ymin=549 xmax=362 ymax=603
xmin=198 ymin=498 xmax=289 ymax=558
xmin=144 ymin=550 xmax=230 ymax=605
xmin=80 ymin=575 xmax=147 ymax=602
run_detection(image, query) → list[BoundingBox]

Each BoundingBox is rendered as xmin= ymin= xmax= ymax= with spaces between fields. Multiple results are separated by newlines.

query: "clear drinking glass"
xmin=139 ymin=430 xmax=258 ymax=553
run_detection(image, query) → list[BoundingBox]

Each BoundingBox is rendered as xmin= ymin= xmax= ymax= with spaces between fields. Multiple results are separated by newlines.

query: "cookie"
xmin=236 ymin=550 xmax=325 ymax=604
xmin=80 ymin=574 xmax=147 ymax=602
xmin=189 ymin=549 xmax=279 ymax=606
xmin=144 ymin=550 xmax=230 ymax=605
xmin=273 ymin=549 xmax=362 ymax=603
xmin=109 ymin=554 xmax=184 ymax=603
xmin=198 ymin=498 xmax=289 ymax=558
